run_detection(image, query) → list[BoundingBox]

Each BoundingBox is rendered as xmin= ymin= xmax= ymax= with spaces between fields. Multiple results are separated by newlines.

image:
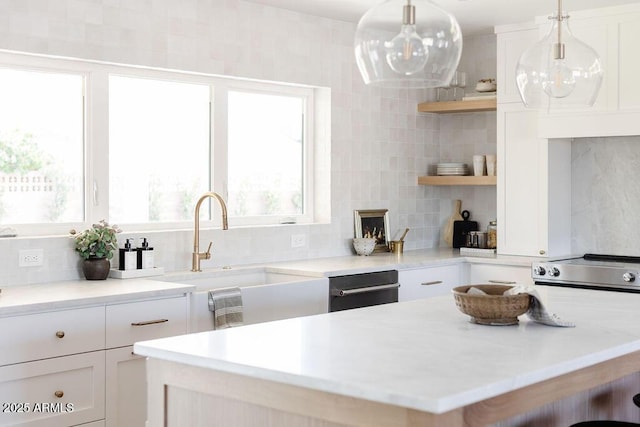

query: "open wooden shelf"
xmin=417 ymin=98 xmax=496 ymax=114
xmin=418 ymin=175 xmax=497 ymax=186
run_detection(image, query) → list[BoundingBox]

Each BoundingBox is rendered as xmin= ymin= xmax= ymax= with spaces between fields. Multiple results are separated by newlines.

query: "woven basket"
xmin=452 ymin=284 xmax=531 ymax=325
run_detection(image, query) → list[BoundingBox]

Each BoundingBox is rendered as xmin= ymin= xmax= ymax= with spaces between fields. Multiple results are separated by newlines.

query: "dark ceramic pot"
xmin=82 ymin=257 xmax=110 ymax=280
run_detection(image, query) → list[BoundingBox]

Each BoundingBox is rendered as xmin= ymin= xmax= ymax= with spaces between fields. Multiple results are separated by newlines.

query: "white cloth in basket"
xmin=468 ymin=285 xmax=575 ymax=327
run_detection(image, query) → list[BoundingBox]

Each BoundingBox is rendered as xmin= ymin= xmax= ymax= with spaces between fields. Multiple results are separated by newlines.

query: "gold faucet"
xmin=192 ymin=192 xmax=229 ymax=272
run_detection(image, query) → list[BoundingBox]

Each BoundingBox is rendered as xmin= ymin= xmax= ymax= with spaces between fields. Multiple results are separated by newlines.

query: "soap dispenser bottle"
xmin=137 ymin=238 xmax=154 ymax=270
xmin=119 ymin=239 xmax=137 ymax=271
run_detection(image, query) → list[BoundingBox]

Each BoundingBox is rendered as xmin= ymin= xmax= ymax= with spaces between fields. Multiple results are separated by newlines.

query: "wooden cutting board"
xmin=443 ymin=200 xmax=463 ymax=247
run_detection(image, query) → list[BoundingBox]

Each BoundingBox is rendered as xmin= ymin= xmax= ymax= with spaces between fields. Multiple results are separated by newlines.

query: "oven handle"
xmin=331 ymin=283 xmax=400 ymax=297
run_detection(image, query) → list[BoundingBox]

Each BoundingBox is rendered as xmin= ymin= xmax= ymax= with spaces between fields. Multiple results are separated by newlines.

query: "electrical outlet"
xmin=291 ymin=234 xmax=306 ymax=248
xmin=19 ymin=249 xmax=44 ymax=267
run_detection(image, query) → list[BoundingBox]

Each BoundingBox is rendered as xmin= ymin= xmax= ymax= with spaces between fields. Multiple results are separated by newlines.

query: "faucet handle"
xmin=205 ymin=241 xmax=213 ymax=257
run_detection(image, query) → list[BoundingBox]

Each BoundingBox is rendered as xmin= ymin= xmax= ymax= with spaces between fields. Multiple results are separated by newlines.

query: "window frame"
xmin=0 ymin=50 xmax=317 ymax=236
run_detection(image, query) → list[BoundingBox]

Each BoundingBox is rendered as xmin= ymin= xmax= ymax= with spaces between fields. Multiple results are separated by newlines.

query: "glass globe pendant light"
xmin=355 ymin=0 xmax=462 ymax=88
xmin=516 ymin=0 xmax=603 ymax=109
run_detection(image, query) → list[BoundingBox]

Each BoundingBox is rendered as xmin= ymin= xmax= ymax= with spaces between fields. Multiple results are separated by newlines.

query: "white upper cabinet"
xmin=495 ymin=24 xmax=538 ymax=104
xmin=534 ymin=4 xmax=640 ymax=138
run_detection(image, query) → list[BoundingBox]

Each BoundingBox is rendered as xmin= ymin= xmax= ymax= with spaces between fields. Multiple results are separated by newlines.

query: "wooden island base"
xmin=146 ymin=351 xmax=640 ymax=427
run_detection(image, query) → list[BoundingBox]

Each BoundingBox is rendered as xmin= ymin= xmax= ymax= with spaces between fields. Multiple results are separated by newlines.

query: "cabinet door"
xmin=241 ymin=279 xmax=328 ymax=325
xmin=618 ymin=13 xmax=640 ymax=111
xmin=496 ymin=26 xmax=539 ymax=104
xmin=398 ymin=265 xmax=461 ymax=301
xmin=469 ymin=264 xmax=533 ymax=286
xmin=0 ymin=351 xmax=105 ymax=427
xmin=497 ymin=104 xmax=571 ymax=257
xmin=106 ymin=346 xmax=146 ymax=427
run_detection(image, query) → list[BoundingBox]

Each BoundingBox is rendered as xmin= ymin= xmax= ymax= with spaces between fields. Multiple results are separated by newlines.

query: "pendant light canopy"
xmin=355 ymin=0 xmax=462 ymax=88
xmin=516 ymin=0 xmax=603 ymax=109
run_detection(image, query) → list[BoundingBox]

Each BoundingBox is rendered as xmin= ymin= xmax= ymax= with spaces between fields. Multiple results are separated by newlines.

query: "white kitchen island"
xmin=134 ymin=286 xmax=640 ymax=426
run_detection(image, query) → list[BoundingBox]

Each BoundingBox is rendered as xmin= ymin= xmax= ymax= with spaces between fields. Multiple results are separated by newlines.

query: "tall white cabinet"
xmin=495 ymin=26 xmax=571 ymax=258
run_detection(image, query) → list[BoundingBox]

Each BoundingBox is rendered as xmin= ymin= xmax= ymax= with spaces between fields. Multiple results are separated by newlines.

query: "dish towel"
xmin=469 ymin=285 xmax=575 ymax=327
xmin=208 ymin=287 xmax=244 ymax=330
xmin=506 ymin=285 xmax=575 ymax=327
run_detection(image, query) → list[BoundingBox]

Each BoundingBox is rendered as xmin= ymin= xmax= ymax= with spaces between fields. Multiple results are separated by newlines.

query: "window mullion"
xmin=85 ymin=70 xmax=110 ymax=224
xmin=211 ymin=84 xmax=228 ymax=202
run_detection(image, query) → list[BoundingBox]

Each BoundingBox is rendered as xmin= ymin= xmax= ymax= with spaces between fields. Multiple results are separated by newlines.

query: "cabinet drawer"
xmin=0 ymin=351 xmax=105 ymax=427
xmin=0 ymin=306 xmax=105 ymax=366
xmin=106 ymin=296 xmax=187 ymax=348
xmin=398 ymin=265 xmax=461 ymax=301
xmin=469 ymin=264 xmax=533 ymax=286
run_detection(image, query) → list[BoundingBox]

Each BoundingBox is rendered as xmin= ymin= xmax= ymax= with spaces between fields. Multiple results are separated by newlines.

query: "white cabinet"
xmin=495 ymin=22 xmax=573 ymax=258
xmin=105 ymin=347 xmax=147 ymax=427
xmin=496 ymin=103 xmax=571 ymax=257
xmin=0 ymin=345 xmax=105 ymax=427
xmin=0 ymin=293 xmax=188 ymax=427
xmin=520 ymin=4 xmax=640 ymax=138
xmin=468 ymin=263 xmax=533 ymax=286
xmin=105 ymin=296 xmax=188 ymax=427
xmin=495 ymin=24 xmax=538 ymax=104
xmin=398 ymin=265 xmax=461 ymax=301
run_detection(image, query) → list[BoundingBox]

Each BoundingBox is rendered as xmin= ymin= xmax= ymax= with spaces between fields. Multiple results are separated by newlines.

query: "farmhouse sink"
xmin=158 ymin=266 xmax=319 ymax=291
xmin=159 ymin=266 xmax=328 ymax=330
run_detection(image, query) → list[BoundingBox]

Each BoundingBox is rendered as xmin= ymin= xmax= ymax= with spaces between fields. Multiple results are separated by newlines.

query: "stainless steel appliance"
xmin=329 ymin=270 xmax=399 ymax=312
xmin=532 ymin=254 xmax=640 ymax=293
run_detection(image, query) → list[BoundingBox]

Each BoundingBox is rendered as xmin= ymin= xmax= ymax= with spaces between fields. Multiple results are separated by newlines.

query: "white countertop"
xmin=0 ymin=248 xmax=539 ymax=316
xmin=0 ymin=278 xmax=195 ymax=316
xmin=266 ymin=248 xmax=539 ymax=277
xmin=134 ymin=286 xmax=640 ymax=414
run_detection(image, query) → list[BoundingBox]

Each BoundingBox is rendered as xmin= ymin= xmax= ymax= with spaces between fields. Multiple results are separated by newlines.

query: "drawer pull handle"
xmin=131 ymin=319 xmax=169 ymax=327
xmin=54 ymin=390 xmax=64 ymax=398
xmin=420 ymin=281 xmax=443 ymax=286
xmin=55 ymin=331 xmax=65 ymax=339
xmin=488 ymin=280 xmax=517 ymax=284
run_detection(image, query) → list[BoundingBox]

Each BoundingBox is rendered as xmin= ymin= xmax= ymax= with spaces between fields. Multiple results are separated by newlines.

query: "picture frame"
xmin=354 ymin=209 xmax=390 ymax=252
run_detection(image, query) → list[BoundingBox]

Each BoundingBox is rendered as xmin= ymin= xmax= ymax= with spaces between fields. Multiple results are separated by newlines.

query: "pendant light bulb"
xmin=542 ymin=58 xmax=576 ymax=98
xmin=385 ymin=3 xmax=428 ymax=75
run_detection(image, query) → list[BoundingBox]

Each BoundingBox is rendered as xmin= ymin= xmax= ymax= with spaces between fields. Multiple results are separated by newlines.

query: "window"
xmin=0 ymin=68 xmax=84 ymax=225
xmin=227 ymin=88 xmax=311 ymax=225
xmin=0 ymin=51 xmax=322 ymax=235
xmin=108 ymin=75 xmax=210 ymax=224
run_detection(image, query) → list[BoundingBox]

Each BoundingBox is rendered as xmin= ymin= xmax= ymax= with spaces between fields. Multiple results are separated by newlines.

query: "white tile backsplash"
xmin=0 ymin=0 xmax=498 ymax=286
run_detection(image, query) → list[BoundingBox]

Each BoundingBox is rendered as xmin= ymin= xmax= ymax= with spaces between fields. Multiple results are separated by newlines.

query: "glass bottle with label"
xmin=487 ymin=221 xmax=497 ymax=249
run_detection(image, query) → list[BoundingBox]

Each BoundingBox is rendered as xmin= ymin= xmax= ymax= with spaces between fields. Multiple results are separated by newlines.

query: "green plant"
xmin=69 ymin=220 xmax=121 ymax=260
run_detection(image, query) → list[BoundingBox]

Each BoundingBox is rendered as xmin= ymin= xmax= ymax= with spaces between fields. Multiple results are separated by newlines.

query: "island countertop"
xmin=134 ymin=285 xmax=640 ymax=416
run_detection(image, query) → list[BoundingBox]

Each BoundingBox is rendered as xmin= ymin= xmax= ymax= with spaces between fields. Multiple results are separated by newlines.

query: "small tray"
xmin=109 ymin=267 xmax=164 ymax=279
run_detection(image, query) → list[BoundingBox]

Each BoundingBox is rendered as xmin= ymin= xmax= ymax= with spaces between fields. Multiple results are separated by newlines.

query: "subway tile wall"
xmin=0 ymin=0 xmax=497 ymax=286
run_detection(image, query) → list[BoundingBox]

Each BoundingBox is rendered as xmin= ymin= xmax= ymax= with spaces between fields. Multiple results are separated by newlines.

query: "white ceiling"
xmin=244 ymin=0 xmax=640 ymax=35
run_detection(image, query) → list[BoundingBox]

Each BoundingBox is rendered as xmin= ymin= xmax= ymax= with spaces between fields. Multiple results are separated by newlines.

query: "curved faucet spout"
xmin=192 ymin=192 xmax=229 ymax=272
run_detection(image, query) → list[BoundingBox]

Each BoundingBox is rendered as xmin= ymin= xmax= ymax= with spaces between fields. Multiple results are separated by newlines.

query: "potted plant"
xmin=70 ymin=220 xmax=121 ymax=280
